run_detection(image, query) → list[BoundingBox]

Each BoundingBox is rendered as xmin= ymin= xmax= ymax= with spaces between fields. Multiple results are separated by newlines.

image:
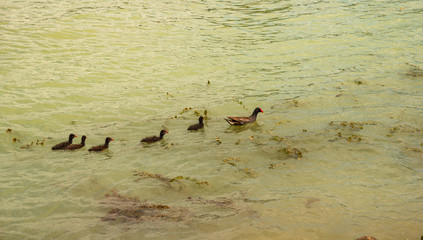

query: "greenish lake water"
xmin=1 ymin=0 xmax=422 ymax=239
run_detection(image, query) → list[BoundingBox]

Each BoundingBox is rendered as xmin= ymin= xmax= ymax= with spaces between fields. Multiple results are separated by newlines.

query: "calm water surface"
xmin=1 ymin=0 xmax=422 ymax=239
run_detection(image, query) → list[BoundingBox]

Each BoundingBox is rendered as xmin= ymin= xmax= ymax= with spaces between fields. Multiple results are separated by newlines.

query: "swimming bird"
xmin=88 ymin=137 xmax=113 ymax=152
xmin=64 ymin=135 xmax=86 ymax=150
xmin=225 ymin=107 xmax=263 ymax=125
xmin=141 ymin=130 xmax=168 ymax=143
xmin=52 ymin=133 xmax=77 ymax=150
xmin=188 ymin=116 xmax=204 ymax=131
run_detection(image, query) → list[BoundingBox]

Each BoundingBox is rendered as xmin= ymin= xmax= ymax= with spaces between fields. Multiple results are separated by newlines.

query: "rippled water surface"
xmin=1 ymin=0 xmax=422 ymax=239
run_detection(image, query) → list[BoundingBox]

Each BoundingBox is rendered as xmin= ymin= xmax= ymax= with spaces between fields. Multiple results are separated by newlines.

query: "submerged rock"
xmin=101 ymin=189 xmax=250 ymax=223
xmin=101 ymin=189 xmax=188 ymax=222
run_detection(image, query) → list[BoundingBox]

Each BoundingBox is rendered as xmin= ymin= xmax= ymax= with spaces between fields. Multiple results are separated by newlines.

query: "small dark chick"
xmin=188 ymin=116 xmax=204 ymax=131
xmin=88 ymin=137 xmax=113 ymax=152
xmin=141 ymin=130 xmax=168 ymax=143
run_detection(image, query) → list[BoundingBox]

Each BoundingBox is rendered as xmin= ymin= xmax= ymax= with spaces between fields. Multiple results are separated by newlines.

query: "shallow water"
xmin=1 ymin=0 xmax=422 ymax=239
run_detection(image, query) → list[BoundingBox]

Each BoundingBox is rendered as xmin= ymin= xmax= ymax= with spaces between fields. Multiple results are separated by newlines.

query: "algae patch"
xmin=328 ymin=121 xmax=378 ymax=142
xmin=281 ymin=147 xmax=303 ymax=159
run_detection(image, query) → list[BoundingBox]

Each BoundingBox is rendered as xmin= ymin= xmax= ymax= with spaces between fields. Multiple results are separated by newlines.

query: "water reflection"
xmin=224 ymin=123 xmax=263 ymax=133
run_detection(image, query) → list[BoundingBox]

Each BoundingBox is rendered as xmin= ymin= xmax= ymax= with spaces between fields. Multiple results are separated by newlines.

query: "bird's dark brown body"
xmin=188 ymin=116 xmax=204 ymax=131
xmin=88 ymin=137 xmax=113 ymax=151
xmin=52 ymin=134 xmax=77 ymax=150
xmin=141 ymin=130 xmax=168 ymax=143
xmin=225 ymin=107 xmax=263 ymax=125
xmin=64 ymin=135 xmax=86 ymax=150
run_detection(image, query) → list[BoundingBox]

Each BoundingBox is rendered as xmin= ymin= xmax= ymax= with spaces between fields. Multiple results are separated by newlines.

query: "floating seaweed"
xmin=232 ymin=97 xmax=243 ymax=106
xmin=195 ymin=109 xmax=209 ymax=121
xmin=270 ymin=97 xmax=301 ymax=110
xmin=180 ymin=107 xmax=192 ymax=115
xmin=186 ymin=192 xmax=248 ymax=219
xmin=169 ymin=176 xmax=209 ymax=186
xmin=187 ymin=196 xmax=235 ymax=209
xmin=170 ymin=107 xmax=193 ymax=119
xmin=20 ymin=142 xmax=34 ymax=149
xmin=328 ymin=121 xmax=377 ymax=142
xmin=171 ymin=107 xmax=208 ymax=121
xmin=405 ymin=63 xmax=423 ymax=77
xmin=133 ymin=171 xmax=208 ymax=188
xmin=6 ymin=128 xmax=19 ymax=143
xmin=133 ymin=171 xmax=174 ymax=188
xmin=268 ymin=162 xmax=286 ymax=169
xmin=289 ymin=99 xmax=299 ymax=107
xmin=271 ymin=135 xmax=286 ymax=142
xmin=101 ymin=189 xmax=188 ymax=222
xmin=329 ymin=121 xmax=377 ymax=131
xmin=247 ymin=135 xmax=265 ymax=146
xmin=305 ymin=197 xmax=320 ymax=208
xmin=275 ymin=120 xmax=290 ymax=126
xmin=36 ymin=139 xmax=46 ymax=146
xmin=239 ymin=168 xmax=255 ymax=175
xmin=223 ymin=157 xmax=241 ymax=167
xmin=354 ymin=80 xmax=364 ymax=85
xmin=223 ymin=157 xmax=256 ymax=176
xmin=232 ymin=97 xmax=248 ymax=110
xmin=104 ymin=188 xmax=140 ymax=201
xmin=281 ymin=147 xmax=303 ymax=159
xmin=388 ymin=124 xmax=421 ymax=135
xmin=404 ymin=147 xmax=422 ymax=153
xmin=330 ymin=132 xmax=364 ymax=143
xmin=346 ymin=135 xmax=363 ymax=142
xmin=164 ymin=143 xmax=176 ymax=149
xmin=266 ymin=130 xmax=305 ymax=160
